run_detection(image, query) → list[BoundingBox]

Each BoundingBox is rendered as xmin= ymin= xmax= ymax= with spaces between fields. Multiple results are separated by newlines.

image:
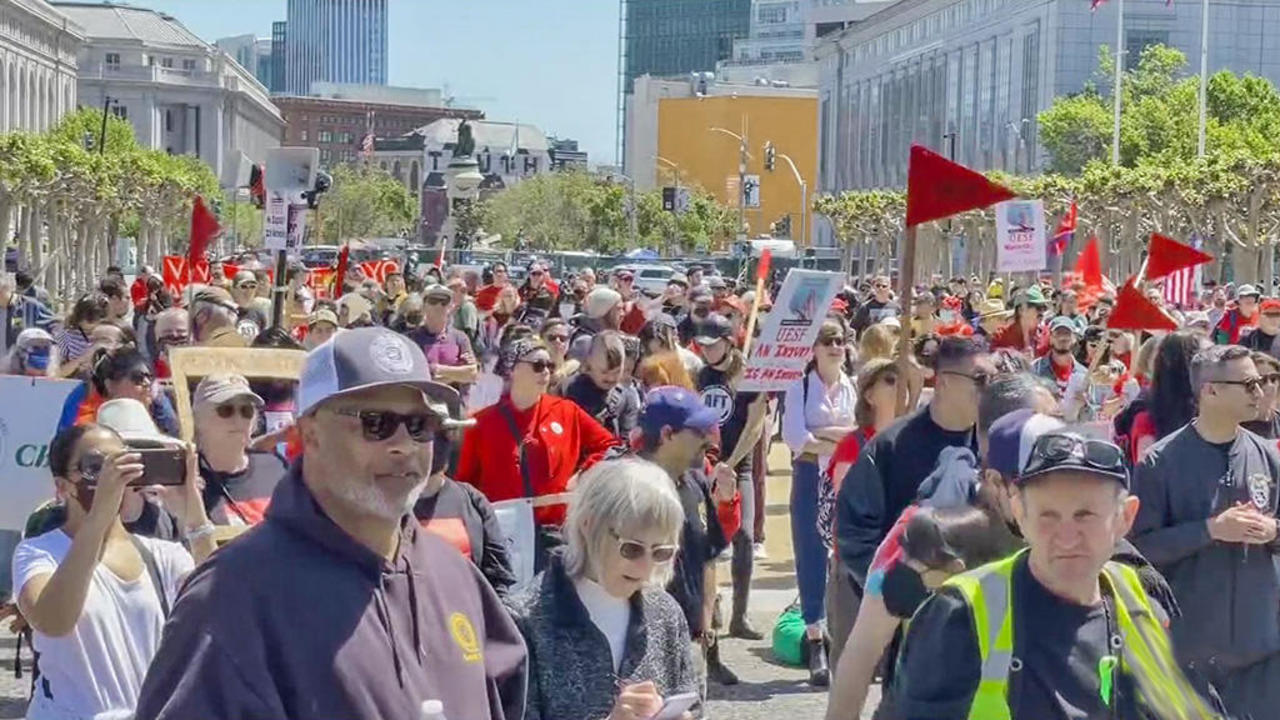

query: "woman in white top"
xmin=781 ymin=319 xmax=858 ymax=687
xmin=12 ymin=423 xmax=211 ymax=720
xmin=508 ymin=458 xmax=698 ymax=720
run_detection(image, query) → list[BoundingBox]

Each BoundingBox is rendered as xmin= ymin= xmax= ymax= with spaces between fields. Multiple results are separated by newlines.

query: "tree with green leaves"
xmin=314 ymin=163 xmax=417 ymax=244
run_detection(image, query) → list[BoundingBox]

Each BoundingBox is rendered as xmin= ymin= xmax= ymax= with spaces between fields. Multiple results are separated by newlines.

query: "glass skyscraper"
xmin=284 ymin=0 xmax=388 ymax=95
xmin=616 ymin=0 xmax=752 ymax=164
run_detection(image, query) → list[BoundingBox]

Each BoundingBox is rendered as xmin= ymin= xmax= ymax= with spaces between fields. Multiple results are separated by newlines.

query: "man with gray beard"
xmin=134 ymin=327 xmax=529 ymax=720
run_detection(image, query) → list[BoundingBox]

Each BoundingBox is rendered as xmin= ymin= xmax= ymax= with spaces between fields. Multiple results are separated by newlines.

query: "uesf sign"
xmin=995 ymin=199 xmax=1047 ymax=273
xmin=0 ymin=377 xmax=82 ymax=531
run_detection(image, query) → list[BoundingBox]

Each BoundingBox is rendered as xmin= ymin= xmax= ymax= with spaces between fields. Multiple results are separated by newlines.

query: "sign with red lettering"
xmin=740 ymin=269 xmax=844 ymax=392
xmin=995 ymin=199 xmax=1047 ymax=273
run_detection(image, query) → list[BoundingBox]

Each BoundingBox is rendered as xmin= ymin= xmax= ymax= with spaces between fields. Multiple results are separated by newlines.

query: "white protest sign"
xmin=264 ymin=194 xmax=288 ymax=251
xmin=491 ymin=498 xmax=537 ymax=593
xmin=0 ymin=377 xmax=83 ymax=531
xmin=995 ymin=199 xmax=1047 ymax=273
xmin=739 ymin=269 xmax=845 ymax=392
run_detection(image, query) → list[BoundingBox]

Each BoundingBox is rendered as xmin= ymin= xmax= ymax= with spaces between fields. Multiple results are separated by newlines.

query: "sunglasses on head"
xmin=215 ymin=403 xmax=255 ymax=420
xmin=520 ymin=358 xmax=555 ymax=373
xmin=1022 ymin=433 xmax=1125 ymax=477
xmin=331 ymin=408 xmax=442 ymax=442
xmin=612 ymin=529 xmax=677 ymax=563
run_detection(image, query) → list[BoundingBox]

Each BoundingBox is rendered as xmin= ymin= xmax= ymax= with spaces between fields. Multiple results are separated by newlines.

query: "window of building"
xmin=105 ymin=52 xmax=120 ymax=67
xmin=1126 ymin=30 xmax=1169 ymax=69
xmin=319 ymin=130 xmax=332 ymax=143
xmin=320 ymin=149 xmax=331 ymax=164
xmin=161 ymin=57 xmax=173 ymax=68
xmin=182 ymin=59 xmax=195 ymax=71
xmin=111 ymin=105 xmax=127 ymax=120
xmin=300 ymin=129 xmax=308 ymax=142
xmin=757 ymin=4 xmax=788 ymax=25
xmin=165 ymin=109 xmax=172 ymax=132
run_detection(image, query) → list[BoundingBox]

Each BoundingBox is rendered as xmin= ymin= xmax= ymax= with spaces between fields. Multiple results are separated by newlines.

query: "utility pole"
xmin=763 ymin=141 xmax=807 ymax=247
xmin=1111 ymin=0 xmax=1125 ymax=165
xmin=98 ymin=94 xmax=115 ymax=155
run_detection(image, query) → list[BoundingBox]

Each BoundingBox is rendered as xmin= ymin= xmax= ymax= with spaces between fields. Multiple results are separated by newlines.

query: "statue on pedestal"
xmin=455 ymin=119 xmax=475 ymax=159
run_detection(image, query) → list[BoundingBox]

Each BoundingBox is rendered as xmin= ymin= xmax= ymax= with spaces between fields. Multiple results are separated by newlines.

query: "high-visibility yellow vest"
xmin=941 ymin=550 xmax=1220 ymax=720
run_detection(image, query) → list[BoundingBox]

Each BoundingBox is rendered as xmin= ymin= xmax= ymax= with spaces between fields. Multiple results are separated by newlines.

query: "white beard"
xmin=334 ymin=475 xmax=429 ymax=521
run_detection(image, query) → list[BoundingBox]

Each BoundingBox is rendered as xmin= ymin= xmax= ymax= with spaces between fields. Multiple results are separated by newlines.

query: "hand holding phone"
xmin=649 ymin=692 xmax=698 ymax=720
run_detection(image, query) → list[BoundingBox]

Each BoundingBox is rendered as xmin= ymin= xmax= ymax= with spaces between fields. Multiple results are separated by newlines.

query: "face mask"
xmin=881 ymin=562 xmax=931 ymax=619
xmin=23 ymin=347 xmax=50 ymax=370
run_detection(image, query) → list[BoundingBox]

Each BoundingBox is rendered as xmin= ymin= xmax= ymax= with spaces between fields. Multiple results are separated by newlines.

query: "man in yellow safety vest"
xmin=891 ymin=432 xmax=1222 ymax=720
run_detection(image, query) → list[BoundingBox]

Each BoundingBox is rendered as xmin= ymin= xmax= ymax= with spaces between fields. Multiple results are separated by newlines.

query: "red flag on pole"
xmin=905 ymin=144 xmax=1017 ymax=227
xmin=1107 ymin=278 xmax=1178 ymax=331
xmin=1144 ymin=232 xmax=1213 ymax=282
xmin=756 ymin=249 xmax=772 ymax=283
xmin=1050 ymin=201 xmax=1077 ymax=256
xmin=1074 ymin=235 xmax=1104 ymax=289
xmin=187 ymin=195 xmax=220 ymax=284
xmin=334 ymin=243 xmax=350 ymax=299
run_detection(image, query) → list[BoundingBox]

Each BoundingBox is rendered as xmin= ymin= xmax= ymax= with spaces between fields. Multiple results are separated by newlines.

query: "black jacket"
xmin=508 ymin=554 xmax=699 ymax=720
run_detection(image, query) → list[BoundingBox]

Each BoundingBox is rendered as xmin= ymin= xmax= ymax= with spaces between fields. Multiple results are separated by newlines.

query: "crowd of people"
xmin=1 ymin=255 xmax=1278 ymax=719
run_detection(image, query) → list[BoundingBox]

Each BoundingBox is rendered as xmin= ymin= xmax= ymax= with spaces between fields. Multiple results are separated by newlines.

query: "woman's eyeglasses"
xmin=818 ymin=337 xmax=845 ymax=347
xmin=126 ymin=370 xmax=154 ymax=385
xmin=331 ymin=408 xmax=441 ymax=442
xmin=520 ymin=359 xmax=555 ymax=373
xmin=612 ymin=530 xmax=677 ymax=563
xmin=545 ymin=334 xmax=570 ymax=344
xmin=215 ymin=404 xmax=256 ymax=420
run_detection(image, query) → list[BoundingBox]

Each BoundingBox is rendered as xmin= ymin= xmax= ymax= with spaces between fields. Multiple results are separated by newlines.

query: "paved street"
xmin=0 ymin=442 xmax=880 ymax=719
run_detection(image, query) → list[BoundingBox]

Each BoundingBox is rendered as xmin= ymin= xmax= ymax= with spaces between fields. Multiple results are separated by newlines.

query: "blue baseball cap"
xmin=639 ymin=386 xmax=719 ymax=435
xmin=986 ymin=409 xmax=1065 ymax=479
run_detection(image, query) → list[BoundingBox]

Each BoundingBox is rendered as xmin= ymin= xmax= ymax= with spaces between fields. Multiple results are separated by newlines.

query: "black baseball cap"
xmin=1016 ymin=432 xmax=1129 ymax=489
xmin=694 ymin=313 xmax=734 ymax=346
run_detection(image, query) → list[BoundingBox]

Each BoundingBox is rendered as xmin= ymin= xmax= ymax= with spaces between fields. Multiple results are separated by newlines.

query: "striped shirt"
xmin=55 ymin=327 xmax=93 ymax=362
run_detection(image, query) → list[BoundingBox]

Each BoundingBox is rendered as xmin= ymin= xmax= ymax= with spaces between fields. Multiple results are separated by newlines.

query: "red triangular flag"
xmin=1075 ymin=235 xmax=1103 ymax=289
xmin=905 ymin=144 xmax=1017 ymax=227
xmin=756 ymin=249 xmax=772 ymax=283
xmin=1107 ymin=278 xmax=1178 ymax=332
xmin=334 ymin=243 xmax=350 ymax=299
xmin=187 ymin=195 xmax=220 ymax=285
xmin=1145 ymin=233 xmax=1213 ymax=282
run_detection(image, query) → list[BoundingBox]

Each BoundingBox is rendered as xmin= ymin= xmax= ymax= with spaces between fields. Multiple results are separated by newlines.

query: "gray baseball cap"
xmin=194 ymin=373 xmax=264 ymax=409
xmin=297 ymin=326 xmax=470 ymax=426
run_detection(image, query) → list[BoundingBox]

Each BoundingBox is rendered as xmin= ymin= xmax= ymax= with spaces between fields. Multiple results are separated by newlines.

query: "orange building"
xmin=656 ymin=94 xmax=817 ymax=243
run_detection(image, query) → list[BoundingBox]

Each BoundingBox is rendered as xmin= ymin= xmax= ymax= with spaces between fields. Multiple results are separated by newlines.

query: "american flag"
xmin=1161 ymin=234 xmax=1202 ymax=308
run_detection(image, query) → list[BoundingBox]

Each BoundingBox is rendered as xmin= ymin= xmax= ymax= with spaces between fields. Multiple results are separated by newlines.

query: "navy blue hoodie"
xmin=134 ymin=461 xmax=528 ymax=720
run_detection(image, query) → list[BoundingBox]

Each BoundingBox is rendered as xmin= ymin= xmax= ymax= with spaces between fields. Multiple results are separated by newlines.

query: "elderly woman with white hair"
xmin=5 ymin=327 xmax=60 ymax=376
xmin=509 ymin=458 xmax=699 ymax=720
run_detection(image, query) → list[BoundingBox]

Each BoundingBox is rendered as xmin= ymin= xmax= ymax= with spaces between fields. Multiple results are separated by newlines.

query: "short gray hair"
xmin=1190 ymin=344 xmax=1252 ymax=393
xmin=562 ymin=458 xmax=685 ymax=588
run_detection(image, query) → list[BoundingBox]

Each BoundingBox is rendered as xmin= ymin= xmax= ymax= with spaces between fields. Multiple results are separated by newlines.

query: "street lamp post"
xmin=765 ymin=144 xmax=807 ymax=247
xmin=708 ymin=122 xmax=751 ymax=242
xmin=98 ymin=95 xmax=116 ymax=155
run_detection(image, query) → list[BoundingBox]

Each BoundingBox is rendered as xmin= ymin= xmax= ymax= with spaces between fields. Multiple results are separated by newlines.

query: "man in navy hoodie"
xmin=134 ymin=327 xmax=528 ymax=720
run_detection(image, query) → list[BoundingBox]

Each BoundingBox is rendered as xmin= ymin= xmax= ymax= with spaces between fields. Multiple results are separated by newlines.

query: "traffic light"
xmin=303 ymin=170 xmax=332 ymax=209
xmin=248 ymin=164 xmax=265 ymax=209
xmin=764 ymin=142 xmax=776 ymax=172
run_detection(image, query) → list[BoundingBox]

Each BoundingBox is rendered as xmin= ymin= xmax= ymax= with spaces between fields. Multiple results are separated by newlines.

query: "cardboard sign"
xmin=168 ymin=347 xmax=306 ymax=442
xmin=264 ymin=194 xmax=289 ymax=251
xmin=739 ymin=269 xmax=844 ymax=392
xmin=995 ymin=199 xmax=1047 ymax=273
xmin=0 ymin=377 xmax=83 ymax=531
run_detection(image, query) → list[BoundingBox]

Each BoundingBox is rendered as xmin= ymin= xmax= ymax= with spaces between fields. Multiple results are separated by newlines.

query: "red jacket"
xmin=456 ymin=393 xmax=616 ymax=526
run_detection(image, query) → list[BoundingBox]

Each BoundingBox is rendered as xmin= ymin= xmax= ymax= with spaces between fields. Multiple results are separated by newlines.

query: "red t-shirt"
xmin=826 ymin=427 xmax=875 ymax=493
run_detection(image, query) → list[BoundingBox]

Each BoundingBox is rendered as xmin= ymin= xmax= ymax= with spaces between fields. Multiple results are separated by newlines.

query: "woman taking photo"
xmin=12 ymin=423 xmax=212 ymax=720
xmin=56 ymin=292 xmax=111 ymax=377
xmin=457 ymin=336 xmax=616 ymax=570
xmin=510 ymin=458 xmax=697 ymax=720
xmin=781 ymin=319 xmax=857 ymax=686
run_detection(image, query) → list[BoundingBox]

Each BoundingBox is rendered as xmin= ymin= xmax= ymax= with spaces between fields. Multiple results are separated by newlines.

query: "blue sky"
xmin=141 ymin=0 xmax=621 ymax=164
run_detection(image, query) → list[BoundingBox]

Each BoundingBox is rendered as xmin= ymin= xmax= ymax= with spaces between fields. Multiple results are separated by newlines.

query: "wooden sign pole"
xmin=895 ymin=225 xmax=918 ymax=415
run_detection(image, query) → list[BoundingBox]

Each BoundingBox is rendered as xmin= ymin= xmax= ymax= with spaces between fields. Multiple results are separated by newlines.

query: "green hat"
xmin=1015 ymin=286 xmax=1049 ymax=308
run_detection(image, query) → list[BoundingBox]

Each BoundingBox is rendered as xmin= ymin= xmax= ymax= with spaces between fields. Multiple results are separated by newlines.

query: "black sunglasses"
xmin=331 ymin=408 xmax=442 ymax=442
xmin=940 ymin=370 xmax=990 ymax=388
xmin=818 ymin=337 xmax=845 ymax=347
xmin=1214 ymin=377 xmax=1264 ymax=394
xmin=520 ymin=359 xmax=555 ymax=373
xmin=215 ymin=404 xmax=255 ymax=420
xmin=1022 ymin=434 xmax=1125 ymax=477
xmin=425 ymin=297 xmax=451 ymax=306
xmin=1265 ymin=373 xmax=1280 ymax=386
xmin=126 ymin=369 xmax=154 ymax=385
